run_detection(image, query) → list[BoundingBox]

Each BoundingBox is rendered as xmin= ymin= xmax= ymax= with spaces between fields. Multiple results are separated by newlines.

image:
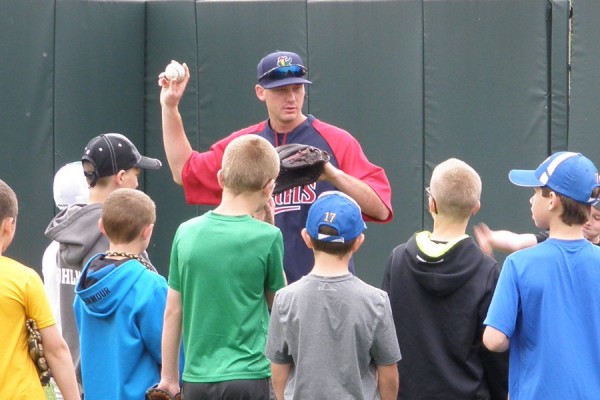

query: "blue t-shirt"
xmin=484 ymin=238 xmax=600 ymax=399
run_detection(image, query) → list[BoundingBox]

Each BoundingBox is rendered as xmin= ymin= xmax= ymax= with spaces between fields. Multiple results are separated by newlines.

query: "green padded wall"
xmin=145 ymin=1 xmax=199 ymax=274
xmin=307 ymin=0 xmax=423 ymax=284
xmin=422 ymin=0 xmax=556 ymax=263
xmin=0 ymin=1 xmax=55 ymax=269
xmin=570 ymin=0 xmax=600 ymax=159
xmin=1 ymin=0 xmax=599 ymax=288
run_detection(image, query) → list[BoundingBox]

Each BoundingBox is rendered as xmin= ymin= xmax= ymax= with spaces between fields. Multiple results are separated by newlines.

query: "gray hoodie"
xmin=45 ymin=203 xmax=107 ymax=381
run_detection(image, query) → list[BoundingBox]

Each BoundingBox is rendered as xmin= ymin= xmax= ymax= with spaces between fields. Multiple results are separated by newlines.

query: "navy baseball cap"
xmin=82 ymin=133 xmax=162 ymax=180
xmin=508 ymin=151 xmax=600 ymax=204
xmin=257 ymin=51 xmax=312 ymax=89
xmin=306 ymin=191 xmax=367 ymax=243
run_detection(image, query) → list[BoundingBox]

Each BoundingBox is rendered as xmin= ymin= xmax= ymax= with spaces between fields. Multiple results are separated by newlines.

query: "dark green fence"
xmin=1 ymin=0 xmax=598 ymax=287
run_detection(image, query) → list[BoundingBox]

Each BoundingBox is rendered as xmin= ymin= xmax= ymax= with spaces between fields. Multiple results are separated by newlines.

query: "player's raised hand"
xmin=158 ymin=61 xmax=190 ymax=109
xmin=474 ymin=223 xmax=494 ymax=256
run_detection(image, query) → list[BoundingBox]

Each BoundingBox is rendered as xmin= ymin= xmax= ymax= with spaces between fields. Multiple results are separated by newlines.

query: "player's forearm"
xmin=377 ymin=364 xmax=399 ymax=400
xmin=160 ymin=289 xmax=184 ymax=389
xmin=161 ymin=105 xmax=193 ymax=185
xmin=270 ymin=362 xmax=291 ymax=400
xmin=41 ymin=326 xmax=80 ymax=400
xmin=161 ymin=315 xmax=182 ymax=383
xmin=490 ymin=231 xmax=538 ymax=253
xmin=322 ymin=165 xmax=390 ymax=221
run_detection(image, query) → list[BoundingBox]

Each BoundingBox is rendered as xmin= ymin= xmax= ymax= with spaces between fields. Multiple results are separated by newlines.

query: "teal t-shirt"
xmin=169 ymin=211 xmax=285 ymax=383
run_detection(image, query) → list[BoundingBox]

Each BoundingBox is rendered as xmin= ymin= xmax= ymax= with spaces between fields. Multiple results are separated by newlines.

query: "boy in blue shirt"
xmin=483 ymin=152 xmax=600 ymax=399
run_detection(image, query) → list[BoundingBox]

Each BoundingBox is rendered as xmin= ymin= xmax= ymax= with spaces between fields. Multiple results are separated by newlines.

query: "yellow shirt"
xmin=0 ymin=256 xmax=55 ymax=399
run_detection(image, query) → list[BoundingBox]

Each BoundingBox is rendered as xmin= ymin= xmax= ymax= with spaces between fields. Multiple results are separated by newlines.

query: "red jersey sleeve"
xmin=313 ymin=119 xmax=393 ymax=223
xmin=181 ymin=122 xmax=267 ymax=205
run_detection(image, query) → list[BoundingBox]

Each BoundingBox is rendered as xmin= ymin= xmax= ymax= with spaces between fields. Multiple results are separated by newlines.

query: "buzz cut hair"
xmin=221 ymin=135 xmax=280 ymax=195
xmin=430 ymin=158 xmax=482 ymax=220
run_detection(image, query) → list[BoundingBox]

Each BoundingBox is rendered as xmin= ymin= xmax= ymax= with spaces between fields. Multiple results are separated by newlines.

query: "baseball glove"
xmin=274 ymin=143 xmax=330 ymax=195
xmin=25 ymin=318 xmax=52 ymax=386
xmin=145 ymin=384 xmax=181 ymax=400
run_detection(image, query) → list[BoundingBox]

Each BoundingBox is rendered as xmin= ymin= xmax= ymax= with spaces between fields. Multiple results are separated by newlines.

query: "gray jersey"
xmin=266 ymin=274 xmax=401 ymax=400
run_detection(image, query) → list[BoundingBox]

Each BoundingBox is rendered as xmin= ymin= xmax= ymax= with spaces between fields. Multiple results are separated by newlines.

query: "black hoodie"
xmin=382 ymin=231 xmax=508 ymax=400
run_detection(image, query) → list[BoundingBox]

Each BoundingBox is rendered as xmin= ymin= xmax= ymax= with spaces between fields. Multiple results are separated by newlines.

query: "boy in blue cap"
xmin=266 ymin=191 xmax=401 ymax=400
xmin=483 ymin=151 xmax=600 ymax=398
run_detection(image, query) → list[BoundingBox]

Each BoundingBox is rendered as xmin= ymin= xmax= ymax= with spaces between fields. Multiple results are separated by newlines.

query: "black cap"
xmin=82 ymin=133 xmax=162 ymax=185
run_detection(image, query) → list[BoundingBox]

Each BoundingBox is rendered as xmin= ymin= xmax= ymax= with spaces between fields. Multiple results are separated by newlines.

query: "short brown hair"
xmin=221 ymin=135 xmax=279 ymax=195
xmin=542 ymin=186 xmax=600 ymax=226
xmin=0 ymin=179 xmax=18 ymax=222
xmin=430 ymin=158 xmax=481 ymax=220
xmin=102 ymin=188 xmax=155 ymax=244
xmin=311 ymin=225 xmax=357 ymax=257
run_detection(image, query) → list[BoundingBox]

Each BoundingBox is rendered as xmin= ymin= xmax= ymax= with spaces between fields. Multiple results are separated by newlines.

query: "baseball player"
xmin=158 ymin=50 xmax=393 ymax=283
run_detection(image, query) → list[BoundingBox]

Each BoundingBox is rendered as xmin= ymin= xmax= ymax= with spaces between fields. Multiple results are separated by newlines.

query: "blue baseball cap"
xmin=306 ymin=191 xmax=367 ymax=243
xmin=508 ymin=151 xmax=600 ymax=204
xmin=257 ymin=51 xmax=312 ymax=89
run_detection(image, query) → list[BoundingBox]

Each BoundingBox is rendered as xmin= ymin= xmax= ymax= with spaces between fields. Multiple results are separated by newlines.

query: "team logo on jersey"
xmin=274 ymin=183 xmax=318 ymax=215
xmin=277 ymin=56 xmax=293 ymax=68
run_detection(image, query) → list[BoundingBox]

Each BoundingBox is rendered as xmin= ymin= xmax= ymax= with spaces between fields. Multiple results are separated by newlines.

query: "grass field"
xmin=44 ymin=381 xmax=57 ymax=400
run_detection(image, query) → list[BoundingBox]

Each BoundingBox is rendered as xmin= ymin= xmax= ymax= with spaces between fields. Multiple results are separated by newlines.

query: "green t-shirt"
xmin=169 ymin=211 xmax=286 ymax=383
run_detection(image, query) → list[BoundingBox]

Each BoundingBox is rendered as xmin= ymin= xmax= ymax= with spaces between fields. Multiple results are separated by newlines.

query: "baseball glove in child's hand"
xmin=274 ymin=143 xmax=330 ymax=195
xmin=145 ymin=384 xmax=181 ymax=400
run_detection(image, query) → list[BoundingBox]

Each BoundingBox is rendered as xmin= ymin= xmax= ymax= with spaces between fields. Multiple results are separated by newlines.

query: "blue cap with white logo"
xmin=508 ymin=151 xmax=600 ymax=204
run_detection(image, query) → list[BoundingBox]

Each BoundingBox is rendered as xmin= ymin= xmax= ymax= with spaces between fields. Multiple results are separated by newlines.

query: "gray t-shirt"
xmin=266 ymin=273 xmax=402 ymax=399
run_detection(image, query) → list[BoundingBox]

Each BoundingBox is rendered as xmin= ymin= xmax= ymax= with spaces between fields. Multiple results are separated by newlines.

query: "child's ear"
xmin=217 ymin=170 xmax=224 ymax=189
xmin=115 ymin=170 xmax=127 ymax=186
xmin=98 ymin=218 xmax=107 ymax=236
xmin=1 ymin=216 xmax=16 ymax=237
xmin=263 ymin=179 xmax=275 ymax=197
xmin=301 ymin=228 xmax=314 ymax=249
xmin=351 ymin=233 xmax=365 ymax=253
xmin=472 ymin=200 xmax=481 ymax=216
xmin=0 ymin=217 xmax=16 ymax=253
xmin=548 ymin=191 xmax=560 ymax=210
xmin=142 ymin=224 xmax=154 ymax=241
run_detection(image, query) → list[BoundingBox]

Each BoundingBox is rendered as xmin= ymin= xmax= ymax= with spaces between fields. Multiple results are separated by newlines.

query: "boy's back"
xmin=487 ymin=237 xmax=600 ymax=397
xmin=159 ymin=135 xmax=286 ymax=398
xmin=170 ymin=211 xmax=284 ymax=382
xmin=382 ymin=233 xmax=503 ymax=399
xmin=0 ymin=256 xmax=55 ymax=399
xmin=73 ymin=188 xmax=167 ymax=399
xmin=267 ymin=191 xmax=401 ymax=400
xmin=268 ymin=273 xmax=399 ymax=399
xmin=483 ymin=151 xmax=600 ymax=399
xmin=73 ymin=255 xmax=167 ymax=399
xmin=383 ymin=158 xmax=508 ymax=400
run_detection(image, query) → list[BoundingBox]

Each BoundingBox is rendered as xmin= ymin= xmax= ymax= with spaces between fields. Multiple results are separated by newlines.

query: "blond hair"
xmin=102 ymin=188 xmax=155 ymax=244
xmin=221 ymin=135 xmax=280 ymax=195
xmin=0 ymin=179 xmax=17 ymax=222
xmin=430 ymin=158 xmax=481 ymax=220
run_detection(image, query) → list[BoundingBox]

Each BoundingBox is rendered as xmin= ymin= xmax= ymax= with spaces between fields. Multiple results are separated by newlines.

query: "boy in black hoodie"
xmin=382 ymin=158 xmax=508 ymax=399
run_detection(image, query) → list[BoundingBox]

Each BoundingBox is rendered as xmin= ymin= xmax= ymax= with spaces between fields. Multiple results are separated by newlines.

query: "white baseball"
xmin=164 ymin=61 xmax=185 ymax=82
